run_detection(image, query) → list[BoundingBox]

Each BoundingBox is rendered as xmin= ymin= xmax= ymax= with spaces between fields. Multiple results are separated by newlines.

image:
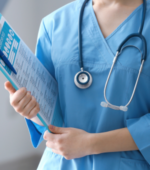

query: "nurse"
xmin=4 ymin=0 xmax=150 ymax=169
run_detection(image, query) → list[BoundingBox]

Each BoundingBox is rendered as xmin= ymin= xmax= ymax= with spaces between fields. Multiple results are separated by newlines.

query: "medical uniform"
xmin=25 ymin=0 xmax=150 ymax=169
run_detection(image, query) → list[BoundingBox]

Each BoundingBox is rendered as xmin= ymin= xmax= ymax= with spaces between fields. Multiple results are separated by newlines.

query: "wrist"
xmin=87 ymin=133 xmax=103 ymax=155
xmin=31 ymin=116 xmax=44 ymax=126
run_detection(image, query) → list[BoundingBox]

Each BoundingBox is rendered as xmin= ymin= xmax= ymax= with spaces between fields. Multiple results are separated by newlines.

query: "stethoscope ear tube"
xmin=101 ymin=51 xmax=145 ymax=112
xmin=117 ymin=33 xmax=147 ymax=62
xmin=101 ymin=0 xmax=147 ymax=111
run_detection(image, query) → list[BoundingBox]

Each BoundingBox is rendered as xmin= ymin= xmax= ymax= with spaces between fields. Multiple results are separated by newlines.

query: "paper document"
xmin=0 ymin=14 xmax=63 ymax=128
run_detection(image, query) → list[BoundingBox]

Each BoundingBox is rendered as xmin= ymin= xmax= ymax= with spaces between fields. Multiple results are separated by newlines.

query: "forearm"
xmin=90 ymin=128 xmax=138 ymax=155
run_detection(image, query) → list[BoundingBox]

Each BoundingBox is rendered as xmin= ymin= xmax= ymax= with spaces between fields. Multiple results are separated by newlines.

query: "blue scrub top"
xmin=25 ymin=0 xmax=150 ymax=169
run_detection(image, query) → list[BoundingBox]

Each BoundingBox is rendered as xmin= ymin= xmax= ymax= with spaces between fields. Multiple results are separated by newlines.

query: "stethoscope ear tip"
xmin=100 ymin=102 xmax=108 ymax=108
xmin=119 ymin=106 xmax=128 ymax=112
xmin=100 ymin=102 xmax=128 ymax=112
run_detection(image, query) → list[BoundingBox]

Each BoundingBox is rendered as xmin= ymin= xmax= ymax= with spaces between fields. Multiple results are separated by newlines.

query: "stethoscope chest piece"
xmin=74 ymin=70 xmax=92 ymax=89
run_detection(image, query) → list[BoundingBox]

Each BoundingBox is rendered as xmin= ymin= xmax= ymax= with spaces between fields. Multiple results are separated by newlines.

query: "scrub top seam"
xmin=56 ymin=65 xmax=67 ymax=127
xmin=42 ymin=19 xmax=55 ymax=72
xmin=105 ymin=7 xmax=142 ymax=41
xmin=42 ymin=19 xmax=52 ymax=45
xmin=54 ymin=61 xmax=150 ymax=81
xmin=106 ymin=0 xmax=150 ymax=41
xmin=88 ymin=0 xmax=150 ymax=68
xmin=84 ymin=4 xmax=110 ymax=65
xmin=85 ymin=27 xmax=107 ymax=64
xmin=119 ymin=157 xmax=150 ymax=166
xmin=118 ymin=157 xmax=122 ymax=170
xmin=89 ymin=0 xmax=122 ymax=65
xmin=79 ymin=0 xmax=109 ymax=65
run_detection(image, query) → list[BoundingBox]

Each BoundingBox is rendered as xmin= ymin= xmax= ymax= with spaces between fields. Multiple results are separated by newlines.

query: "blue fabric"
xmin=127 ymin=114 xmax=150 ymax=165
xmin=25 ymin=0 xmax=150 ymax=169
xmin=25 ymin=118 xmax=44 ymax=148
xmin=32 ymin=121 xmax=47 ymax=135
xmin=25 ymin=119 xmax=46 ymax=148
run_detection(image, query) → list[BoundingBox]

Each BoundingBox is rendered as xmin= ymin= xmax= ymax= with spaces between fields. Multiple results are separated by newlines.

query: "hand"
xmin=44 ymin=125 xmax=92 ymax=160
xmin=4 ymin=81 xmax=40 ymax=119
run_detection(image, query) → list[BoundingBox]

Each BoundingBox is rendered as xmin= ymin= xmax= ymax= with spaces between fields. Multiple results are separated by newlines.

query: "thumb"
xmin=4 ymin=81 xmax=16 ymax=95
xmin=49 ymin=125 xmax=67 ymax=134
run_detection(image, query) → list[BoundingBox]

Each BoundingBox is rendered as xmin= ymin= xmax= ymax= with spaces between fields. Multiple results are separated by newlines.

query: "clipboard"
xmin=0 ymin=13 xmax=63 ymax=132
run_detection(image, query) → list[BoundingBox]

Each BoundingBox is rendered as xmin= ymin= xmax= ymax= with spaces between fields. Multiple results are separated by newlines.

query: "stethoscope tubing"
xmin=117 ymin=33 xmax=147 ymax=62
xmin=75 ymin=0 xmax=92 ymax=89
xmin=102 ymin=0 xmax=147 ymax=111
xmin=76 ymin=0 xmax=147 ymax=111
xmin=78 ymin=0 xmax=89 ymax=69
xmin=139 ymin=0 xmax=146 ymax=34
xmin=103 ymin=52 xmax=145 ymax=111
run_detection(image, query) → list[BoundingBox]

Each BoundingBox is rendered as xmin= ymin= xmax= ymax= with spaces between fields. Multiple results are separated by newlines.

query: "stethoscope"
xmin=74 ymin=0 xmax=147 ymax=111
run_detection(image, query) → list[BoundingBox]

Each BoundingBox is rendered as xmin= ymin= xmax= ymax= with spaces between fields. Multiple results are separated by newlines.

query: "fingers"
xmin=44 ymin=131 xmax=63 ymax=148
xmin=45 ymin=134 xmax=69 ymax=159
xmin=29 ymin=102 xmax=40 ymax=118
xmin=23 ymin=99 xmax=40 ymax=119
xmin=16 ymin=91 xmax=32 ymax=113
xmin=44 ymin=131 xmax=71 ymax=159
xmin=44 ymin=131 xmax=56 ymax=142
xmin=18 ymin=91 xmax=32 ymax=110
xmin=4 ymin=81 xmax=16 ymax=95
xmin=45 ymin=133 xmax=62 ymax=153
xmin=51 ymin=149 xmax=60 ymax=155
xmin=48 ymin=125 xmax=68 ymax=134
xmin=5 ymin=81 xmax=40 ymax=119
xmin=10 ymin=87 xmax=27 ymax=107
xmin=46 ymin=140 xmax=56 ymax=150
xmin=15 ymin=94 xmax=40 ymax=119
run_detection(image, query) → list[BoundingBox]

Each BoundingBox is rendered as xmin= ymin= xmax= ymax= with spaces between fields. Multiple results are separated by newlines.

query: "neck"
xmin=93 ymin=0 xmax=143 ymax=6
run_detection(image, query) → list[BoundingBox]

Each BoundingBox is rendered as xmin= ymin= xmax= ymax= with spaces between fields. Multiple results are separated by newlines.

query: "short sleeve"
xmin=127 ymin=113 xmax=150 ymax=165
xmin=25 ymin=18 xmax=55 ymax=148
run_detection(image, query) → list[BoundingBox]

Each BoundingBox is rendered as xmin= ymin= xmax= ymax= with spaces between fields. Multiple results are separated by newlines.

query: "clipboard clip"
xmin=0 ymin=50 xmax=17 ymax=74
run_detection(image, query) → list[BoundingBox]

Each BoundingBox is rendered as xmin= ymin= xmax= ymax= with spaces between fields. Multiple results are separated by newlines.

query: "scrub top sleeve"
xmin=25 ymin=118 xmax=47 ymax=148
xmin=127 ymin=113 xmax=150 ymax=165
xmin=25 ymin=17 xmax=55 ymax=148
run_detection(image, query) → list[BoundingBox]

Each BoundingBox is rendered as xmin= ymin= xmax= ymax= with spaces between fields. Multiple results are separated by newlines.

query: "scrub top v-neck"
xmin=87 ymin=0 xmax=144 ymax=65
xmin=25 ymin=0 xmax=150 ymax=169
